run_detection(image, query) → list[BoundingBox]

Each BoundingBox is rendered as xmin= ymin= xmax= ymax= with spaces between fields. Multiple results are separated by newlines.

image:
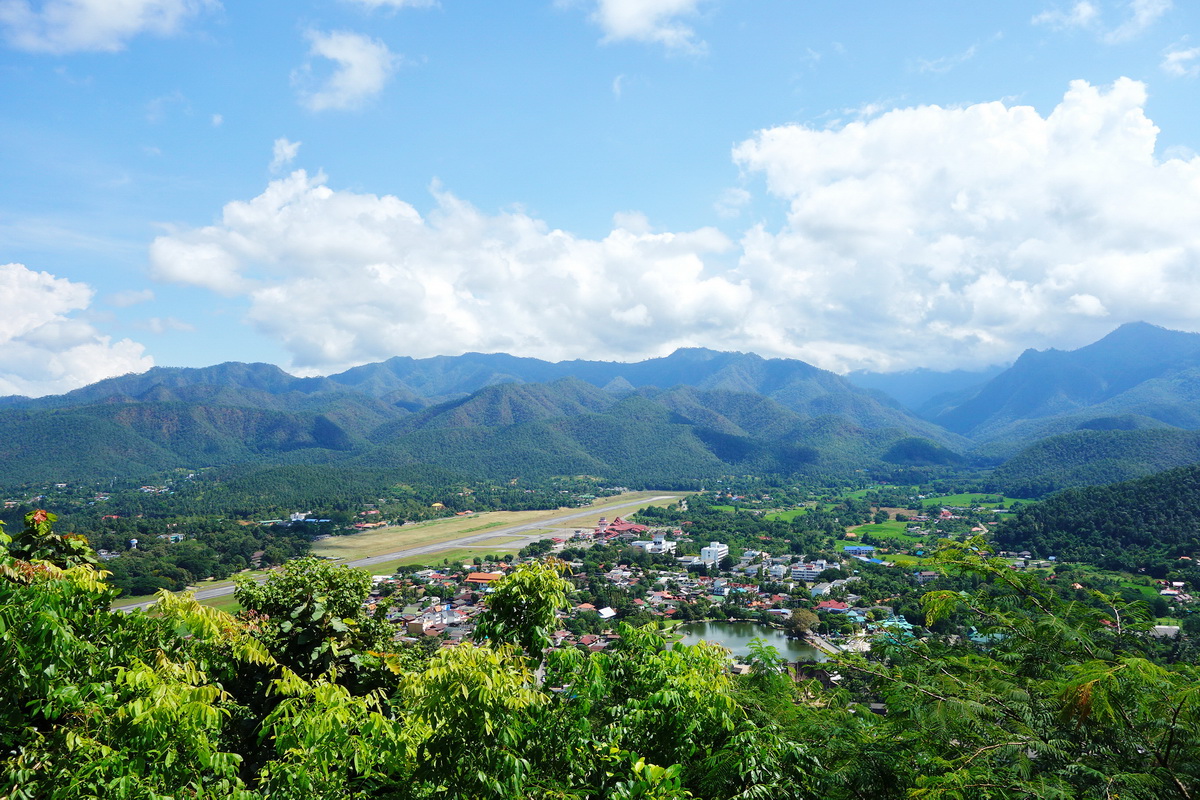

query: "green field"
xmin=764 ymin=507 xmax=808 ymax=522
xmin=920 ymin=493 xmax=1023 ymax=509
xmin=847 ymin=520 xmax=923 ymax=541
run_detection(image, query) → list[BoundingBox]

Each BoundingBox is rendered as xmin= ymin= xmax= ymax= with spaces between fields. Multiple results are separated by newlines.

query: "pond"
xmin=676 ymin=620 xmax=827 ymax=663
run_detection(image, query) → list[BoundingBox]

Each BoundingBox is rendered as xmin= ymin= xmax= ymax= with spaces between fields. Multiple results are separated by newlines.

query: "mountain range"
xmin=7 ymin=321 xmax=1200 ymax=493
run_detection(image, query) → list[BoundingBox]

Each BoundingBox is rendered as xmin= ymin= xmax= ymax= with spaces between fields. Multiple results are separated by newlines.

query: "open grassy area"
xmin=836 ymin=536 xmax=933 ymax=564
xmin=920 ymin=493 xmax=1023 ymax=509
xmin=847 ymin=520 xmax=924 ymax=542
xmin=312 ymin=491 xmax=680 ymax=562
xmin=359 ymin=547 xmax=523 ymax=575
xmin=203 ymin=594 xmax=243 ymax=614
xmin=764 ymin=507 xmax=808 ymax=522
xmin=469 ymin=535 xmax=530 ymax=547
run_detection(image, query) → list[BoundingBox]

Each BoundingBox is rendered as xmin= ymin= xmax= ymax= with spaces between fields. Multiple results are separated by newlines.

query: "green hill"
xmin=992 ymin=463 xmax=1200 ymax=572
xmin=989 ymin=428 xmax=1200 ymax=497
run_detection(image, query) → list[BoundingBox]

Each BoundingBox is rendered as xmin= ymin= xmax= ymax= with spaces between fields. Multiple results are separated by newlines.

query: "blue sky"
xmin=3 ymin=0 xmax=1200 ymax=395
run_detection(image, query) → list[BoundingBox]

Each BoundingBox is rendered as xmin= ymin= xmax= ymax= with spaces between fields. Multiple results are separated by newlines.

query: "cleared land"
xmin=312 ymin=491 xmax=680 ymax=562
xmin=113 ymin=491 xmax=682 ymax=611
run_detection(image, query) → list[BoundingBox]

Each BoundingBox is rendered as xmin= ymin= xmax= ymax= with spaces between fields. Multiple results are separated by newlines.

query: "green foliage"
xmin=990 ymin=428 xmax=1200 ymax=498
xmin=993 ymin=463 xmax=1200 ymax=570
xmin=474 ymin=560 xmax=573 ymax=660
xmin=234 ymin=557 xmax=392 ymax=680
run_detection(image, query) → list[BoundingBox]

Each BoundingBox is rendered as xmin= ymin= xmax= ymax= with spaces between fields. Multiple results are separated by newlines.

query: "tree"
xmin=234 ymin=556 xmax=392 ymax=679
xmin=473 ymin=560 xmax=573 ymax=661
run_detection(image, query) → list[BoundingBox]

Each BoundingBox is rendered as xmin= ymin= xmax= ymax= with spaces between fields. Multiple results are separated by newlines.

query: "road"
xmin=116 ymin=494 xmax=678 ymax=612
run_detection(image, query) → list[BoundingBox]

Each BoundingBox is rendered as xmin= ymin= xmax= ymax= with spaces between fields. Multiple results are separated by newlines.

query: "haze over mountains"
xmin=7 ymin=322 xmax=1200 ymax=494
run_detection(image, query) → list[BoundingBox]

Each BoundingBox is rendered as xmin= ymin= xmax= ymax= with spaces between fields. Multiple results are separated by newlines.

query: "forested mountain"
xmin=10 ymin=325 xmax=1200 ymax=492
xmin=993 ymin=463 xmax=1200 ymax=572
xmin=845 ymin=365 xmax=1005 ymax=411
xmin=930 ymin=323 xmax=1200 ymax=441
xmin=988 ymin=428 xmax=1200 ymax=497
xmin=0 ymin=349 xmax=959 ymax=488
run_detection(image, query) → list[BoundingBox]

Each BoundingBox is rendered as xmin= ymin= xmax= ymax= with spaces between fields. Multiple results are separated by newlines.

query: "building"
xmin=791 ymin=559 xmax=835 ymax=582
xmin=631 ymin=529 xmax=677 ymax=555
xmin=700 ymin=541 xmax=729 ymax=565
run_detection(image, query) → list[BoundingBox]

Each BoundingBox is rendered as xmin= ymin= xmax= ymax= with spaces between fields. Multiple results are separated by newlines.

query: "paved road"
xmin=117 ymin=494 xmax=678 ymax=612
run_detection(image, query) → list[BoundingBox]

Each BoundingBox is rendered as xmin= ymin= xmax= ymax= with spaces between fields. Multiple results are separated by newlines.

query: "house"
xmin=816 ymin=600 xmax=849 ymax=612
xmin=464 ymin=572 xmax=504 ymax=585
xmin=843 ymin=545 xmax=875 ymax=557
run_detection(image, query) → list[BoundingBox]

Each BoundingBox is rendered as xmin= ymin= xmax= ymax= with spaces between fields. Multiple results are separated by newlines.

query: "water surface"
xmin=676 ymin=620 xmax=827 ymax=662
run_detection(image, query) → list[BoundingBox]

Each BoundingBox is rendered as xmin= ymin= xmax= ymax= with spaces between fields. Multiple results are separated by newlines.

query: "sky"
xmin=3 ymin=0 xmax=1200 ymax=396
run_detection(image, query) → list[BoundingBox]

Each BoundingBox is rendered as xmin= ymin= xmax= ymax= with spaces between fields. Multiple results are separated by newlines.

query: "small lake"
xmin=676 ymin=620 xmax=827 ymax=663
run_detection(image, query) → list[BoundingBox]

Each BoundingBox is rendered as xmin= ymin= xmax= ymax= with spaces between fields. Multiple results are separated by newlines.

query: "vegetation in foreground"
xmin=4 ymin=507 xmax=1200 ymax=800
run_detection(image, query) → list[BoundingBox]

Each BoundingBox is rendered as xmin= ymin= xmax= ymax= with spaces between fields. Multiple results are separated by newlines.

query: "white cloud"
xmin=294 ymin=30 xmax=397 ymax=112
xmin=915 ymin=44 xmax=977 ymax=74
xmin=1032 ymin=1 xmax=1100 ymax=30
xmin=211 ymin=112 xmax=223 ymax=126
xmin=713 ymin=187 xmax=750 ymax=219
xmin=0 ymin=263 xmax=152 ymax=396
xmin=144 ymin=316 xmax=194 ymax=333
xmin=1032 ymin=0 xmax=1170 ymax=42
xmin=1162 ymin=45 xmax=1200 ymax=77
xmin=270 ymin=137 xmax=301 ymax=172
xmin=1106 ymin=0 xmax=1171 ymax=42
xmin=150 ymin=78 xmax=1200 ymax=375
xmin=149 ymin=170 xmax=744 ymax=372
xmin=731 ymin=77 xmax=1200 ymax=371
xmin=108 ymin=288 xmax=154 ymax=307
xmin=585 ymin=0 xmax=707 ymax=52
xmin=0 ymin=0 xmax=216 ymax=54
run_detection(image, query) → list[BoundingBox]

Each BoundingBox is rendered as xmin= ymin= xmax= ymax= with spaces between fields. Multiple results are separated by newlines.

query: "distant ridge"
xmin=928 ymin=322 xmax=1200 ymax=443
xmin=0 ymin=347 xmax=957 ymax=486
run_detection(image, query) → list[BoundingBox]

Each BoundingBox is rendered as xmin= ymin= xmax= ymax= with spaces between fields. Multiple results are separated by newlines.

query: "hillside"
xmin=988 ymin=428 xmax=1200 ymax=497
xmin=0 ymin=348 xmax=960 ymax=487
xmin=993 ymin=463 xmax=1200 ymax=572
xmin=932 ymin=322 xmax=1200 ymax=441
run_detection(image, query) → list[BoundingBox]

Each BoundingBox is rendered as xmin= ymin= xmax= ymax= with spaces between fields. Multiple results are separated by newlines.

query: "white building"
xmin=791 ymin=559 xmax=834 ymax=582
xmin=631 ymin=529 xmax=677 ymax=555
xmin=700 ymin=541 xmax=729 ymax=565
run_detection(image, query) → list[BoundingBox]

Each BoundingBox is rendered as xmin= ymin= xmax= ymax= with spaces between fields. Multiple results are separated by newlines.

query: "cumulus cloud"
xmin=583 ymin=0 xmax=707 ymax=52
xmin=270 ymin=137 xmax=301 ymax=172
xmin=294 ymin=30 xmax=397 ymax=112
xmin=150 ymin=78 xmax=1200 ymax=375
xmin=731 ymin=77 xmax=1200 ymax=371
xmin=0 ymin=263 xmax=152 ymax=396
xmin=0 ymin=0 xmax=216 ymax=54
xmin=149 ymin=170 xmax=744 ymax=372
